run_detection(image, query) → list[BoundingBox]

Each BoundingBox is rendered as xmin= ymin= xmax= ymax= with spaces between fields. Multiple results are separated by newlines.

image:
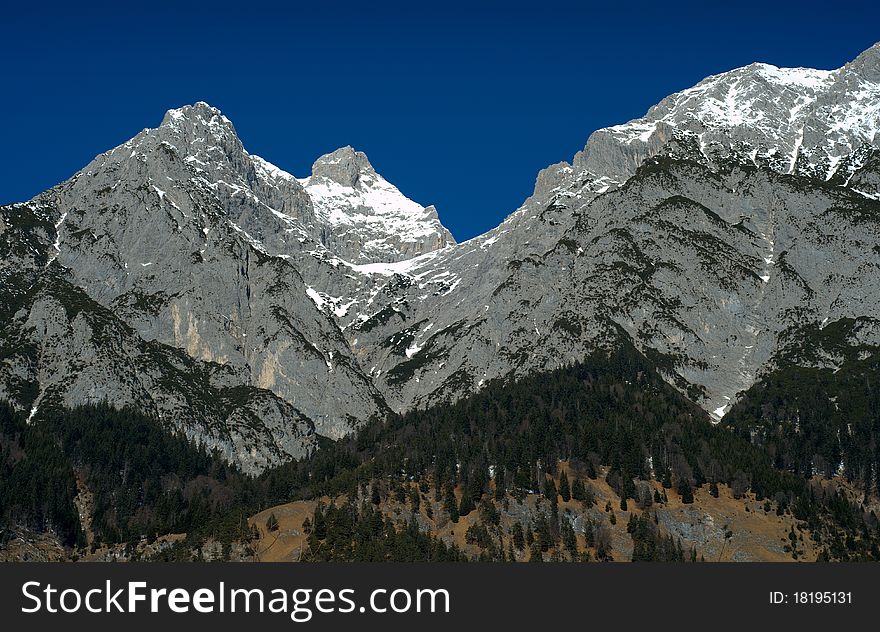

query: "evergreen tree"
xmin=559 ymin=470 xmax=571 ymax=502
xmin=313 ymin=505 xmax=327 ymax=540
xmin=571 ymin=477 xmax=585 ymax=501
xmin=444 ymin=484 xmax=459 ymax=523
xmin=512 ymin=522 xmax=525 ymax=550
xmin=584 ymin=520 xmax=595 ymax=548
xmin=535 ymin=513 xmax=552 ymax=552
xmin=529 ymin=542 xmax=543 ymax=562
xmin=468 ymin=473 xmax=485 ymax=505
xmin=694 ymin=463 xmax=706 ymax=487
xmin=562 ymin=519 xmax=577 ymax=558
xmin=623 ymin=475 xmax=637 ymax=500
xmin=678 ymin=477 xmax=694 ymax=504
xmin=543 ymin=477 xmax=558 ymax=504
xmin=582 ymin=483 xmax=596 ymax=508
xmin=494 ymin=468 xmax=506 ymax=500
xmin=395 ymin=483 xmax=407 ymax=504
xmin=458 ymin=487 xmax=475 ymax=517
xmin=479 ymin=499 xmax=501 ymax=527
xmin=627 ymin=514 xmax=637 ymax=534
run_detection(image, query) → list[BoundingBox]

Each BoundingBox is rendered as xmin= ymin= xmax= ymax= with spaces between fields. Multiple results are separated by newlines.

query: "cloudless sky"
xmin=2 ymin=0 xmax=878 ymax=241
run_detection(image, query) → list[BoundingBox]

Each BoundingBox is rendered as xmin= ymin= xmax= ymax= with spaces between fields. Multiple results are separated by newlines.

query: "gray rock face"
xmin=0 ymin=205 xmax=316 ymax=475
xmin=310 ymin=146 xmax=374 ymax=187
xmin=33 ymin=107 xmax=390 ymax=440
xmin=2 ymin=44 xmax=880 ymax=472
xmin=0 ymin=104 xmax=408 ymax=471
xmin=328 ymin=43 xmax=880 ymax=422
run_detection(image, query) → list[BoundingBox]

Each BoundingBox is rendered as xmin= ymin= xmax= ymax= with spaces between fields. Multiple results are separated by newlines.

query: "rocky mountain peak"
xmin=310 ymin=146 xmax=376 ymax=187
xmin=160 ymin=101 xmax=235 ymax=133
xmin=154 ymin=101 xmax=245 ymax=166
xmin=845 ymin=41 xmax=880 ymax=81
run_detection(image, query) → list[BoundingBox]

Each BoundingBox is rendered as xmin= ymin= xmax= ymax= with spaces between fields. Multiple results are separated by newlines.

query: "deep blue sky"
xmin=2 ymin=1 xmax=878 ymax=241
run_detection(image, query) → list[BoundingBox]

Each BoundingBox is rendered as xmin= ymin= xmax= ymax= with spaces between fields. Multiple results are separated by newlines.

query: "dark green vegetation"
xmin=286 ymin=342 xmax=877 ymax=561
xmin=219 ymin=341 xmax=880 ymax=561
xmin=300 ymin=502 xmax=466 ymax=562
xmin=726 ymin=319 xmax=880 ymax=493
xmin=2 ymin=341 xmax=879 ymax=561
xmin=0 ymin=402 xmax=256 ymax=550
xmin=0 ymin=402 xmax=83 ymax=547
xmin=628 ymin=514 xmax=690 ymax=562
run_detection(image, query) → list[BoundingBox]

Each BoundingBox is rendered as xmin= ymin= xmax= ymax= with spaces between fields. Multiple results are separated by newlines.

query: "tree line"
xmin=1 ymin=341 xmax=878 ymax=561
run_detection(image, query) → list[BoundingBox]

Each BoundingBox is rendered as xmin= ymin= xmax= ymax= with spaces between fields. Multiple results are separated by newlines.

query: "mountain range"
xmin=1 ymin=43 xmax=879 ymax=475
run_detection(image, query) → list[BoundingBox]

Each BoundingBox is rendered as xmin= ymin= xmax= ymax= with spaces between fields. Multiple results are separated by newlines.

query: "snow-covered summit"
xmin=572 ymin=44 xmax=880 ymax=183
xmin=297 ymin=146 xmax=455 ymax=263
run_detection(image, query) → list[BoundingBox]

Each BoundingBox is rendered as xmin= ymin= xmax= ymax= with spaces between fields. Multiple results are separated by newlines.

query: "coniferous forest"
xmin=2 ymin=342 xmax=878 ymax=561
